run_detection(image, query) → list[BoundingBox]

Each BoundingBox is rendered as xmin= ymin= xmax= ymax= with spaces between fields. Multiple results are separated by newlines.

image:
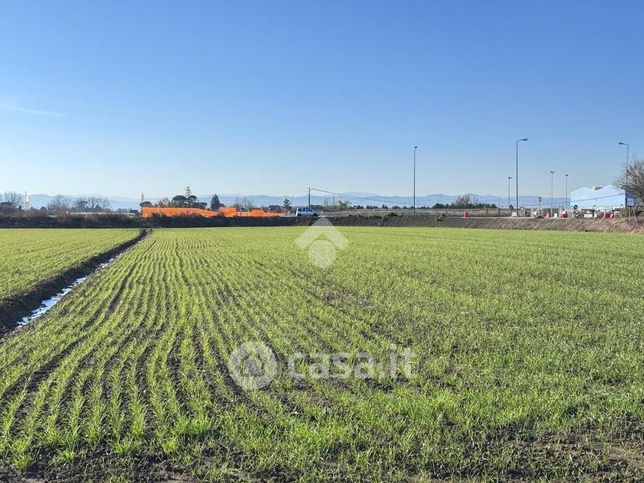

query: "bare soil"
xmin=300 ymin=214 xmax=644 ymax=233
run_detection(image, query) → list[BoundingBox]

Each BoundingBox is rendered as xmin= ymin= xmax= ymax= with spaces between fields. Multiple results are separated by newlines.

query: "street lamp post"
xmin=515 ymin=138 xmax=528 ymax=216
xmin=618 ymin=142 xmax=630 ymax=164
xmin=507 ymin=176 xmax=512 ymax=210
xmin=550 ymin=170 xmax=555 ymax=216
xmin=413 ymin=145 xmax=418 ymax=213
xmin=565 ymin=174 xmax=569 ymax=210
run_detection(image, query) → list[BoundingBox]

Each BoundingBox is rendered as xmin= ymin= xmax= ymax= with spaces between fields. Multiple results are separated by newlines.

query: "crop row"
xmin=0 ymin=228 xmax=139 ymax=304
xmin=0 ymin=227 xmax=641 ymax=480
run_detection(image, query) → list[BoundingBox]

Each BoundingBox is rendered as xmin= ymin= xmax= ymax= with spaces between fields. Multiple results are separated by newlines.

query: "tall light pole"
xmin=549 ymin=170 xmax=555 ymax=216
xmin=565 ymin=174 xmax=569 ymax=210
xmin=507 ymin=176 xmax=512 ymax=210
xmin=515 ymin=138 xmax=528 ymax=215
xmin=413 ymin=145 xmax=418 ymax=213
xmin=618 ymin=141 xmax=629 ymax=164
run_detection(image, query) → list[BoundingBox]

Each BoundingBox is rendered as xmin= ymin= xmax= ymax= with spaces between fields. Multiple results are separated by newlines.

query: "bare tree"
xmin=86 ymin=197 xmax=110 ymax=212
xmin=2 ymin=192 xmax=23 ymax=208
xmin=615 ymin=160 xmax=644 ymax=206
xmin=452 ymin=194 xmax=474 ymax=208
xmin=73 ymin=198 xmax=89 ymax=212
xmin=47 ymin=195 xmax=71 ymax=214
xmin=233 ymin=197 xmax=255 ymax=211
xmin=86 ymin=197 xmax=100 ymax=211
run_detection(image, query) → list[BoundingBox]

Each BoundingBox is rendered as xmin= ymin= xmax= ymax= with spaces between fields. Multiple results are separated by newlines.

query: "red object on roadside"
xmin=463 ymin=211 xmax=470 ymax=218
xmin=141 ymin=207 xmax=283 ymax=219
xmin=603 ymin=212 xmax=614 ymax=219
xmin=562 ymin=212 xmax=569 ymax=219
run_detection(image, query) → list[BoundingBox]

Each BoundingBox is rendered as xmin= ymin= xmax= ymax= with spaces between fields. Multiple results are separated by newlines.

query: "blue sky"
xmin=0 ymin=0 xmax=642 ymax=199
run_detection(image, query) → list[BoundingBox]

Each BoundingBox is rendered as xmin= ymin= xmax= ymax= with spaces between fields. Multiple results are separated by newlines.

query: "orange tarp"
xmin=141 ymin=207 xmax=283 ymax=219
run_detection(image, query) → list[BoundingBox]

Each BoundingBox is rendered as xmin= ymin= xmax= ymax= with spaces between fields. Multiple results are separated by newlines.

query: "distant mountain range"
xmin=27 ymin=193 xmax=568 ymax=211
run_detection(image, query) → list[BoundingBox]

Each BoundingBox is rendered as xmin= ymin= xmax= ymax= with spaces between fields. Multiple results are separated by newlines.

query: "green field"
xmin=0 ymin=227 xmax=642 ymax=481
xmin=0 ymin=229 xmax=139 ymax=305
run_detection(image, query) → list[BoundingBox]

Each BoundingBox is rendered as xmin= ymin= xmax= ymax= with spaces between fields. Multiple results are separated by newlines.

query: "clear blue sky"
xmin=1 ymin=0 xmax=642 ymax=199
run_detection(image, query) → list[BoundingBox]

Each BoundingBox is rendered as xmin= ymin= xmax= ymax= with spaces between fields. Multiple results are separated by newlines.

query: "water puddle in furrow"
xmin=18 ymin=257 xmax=116 ymax=327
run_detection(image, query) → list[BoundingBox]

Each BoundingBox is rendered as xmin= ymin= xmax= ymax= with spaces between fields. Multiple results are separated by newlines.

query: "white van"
xmin=295 ymin=207 xmax=319 ymax=217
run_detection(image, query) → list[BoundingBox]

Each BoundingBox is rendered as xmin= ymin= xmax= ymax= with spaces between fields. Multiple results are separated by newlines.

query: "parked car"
xmin=296 ymin=207 xmax=319 ymax=217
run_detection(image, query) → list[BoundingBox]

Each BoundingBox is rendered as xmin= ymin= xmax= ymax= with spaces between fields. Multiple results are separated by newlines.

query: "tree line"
xmin=431 ymin=194 xmax=497 ymax=210
xmin=47 ymin=195 xmax=111 ymax=213
xmin=142 ymin=187 xmax=292 ymax=213
xmin=0 ymin=193 xmax=112 ymax=216
xmin=0 ymin=192 xmax=24 ymax=209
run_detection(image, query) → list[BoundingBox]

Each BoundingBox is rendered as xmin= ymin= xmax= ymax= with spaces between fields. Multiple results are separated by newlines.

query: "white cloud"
xmin=0 ymin=99 xmax=65 ymax=118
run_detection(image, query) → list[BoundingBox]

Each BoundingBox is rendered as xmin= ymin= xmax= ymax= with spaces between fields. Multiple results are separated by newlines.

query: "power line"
xmin=309 ymin=188 xmax=413 ymax=206
xmin=309 ymin=187 xmax=628 ymax=209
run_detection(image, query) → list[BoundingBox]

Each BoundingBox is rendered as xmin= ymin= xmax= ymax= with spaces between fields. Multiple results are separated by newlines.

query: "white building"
xmin=570 ymin=185 xmax=636 ymax=211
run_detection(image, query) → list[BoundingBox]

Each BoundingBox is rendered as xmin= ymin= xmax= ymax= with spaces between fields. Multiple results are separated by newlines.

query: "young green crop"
xmin=0 ymin=228 xmax=139 ymax=304
xmin=0 ymin=227 xmax=641 ymax=481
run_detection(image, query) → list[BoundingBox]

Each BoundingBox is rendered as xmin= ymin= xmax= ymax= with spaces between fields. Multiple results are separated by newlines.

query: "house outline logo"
xmin=228 ymin=342 xmax=277 ymax=391
xmin=295 ymin=218 xmax=349 ymax=268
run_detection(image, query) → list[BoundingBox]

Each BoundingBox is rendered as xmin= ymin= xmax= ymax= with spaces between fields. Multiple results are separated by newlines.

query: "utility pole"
xmin=507 ymin=176 xmax=512 ymax=210
xmin=413 ymin=146 xmax=418 ymax=213
xmin=307 ymin=187 xmax=311 ymax=208
xmin=565 ymin=174 xmax=569 ymax=210
xmin=619 ymin=142 xmax=629 ymax=164
xmin=515 ymin=138 xmax=528 ymax=216
xmin=550 ymin=170 xmax=555 ymax=216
